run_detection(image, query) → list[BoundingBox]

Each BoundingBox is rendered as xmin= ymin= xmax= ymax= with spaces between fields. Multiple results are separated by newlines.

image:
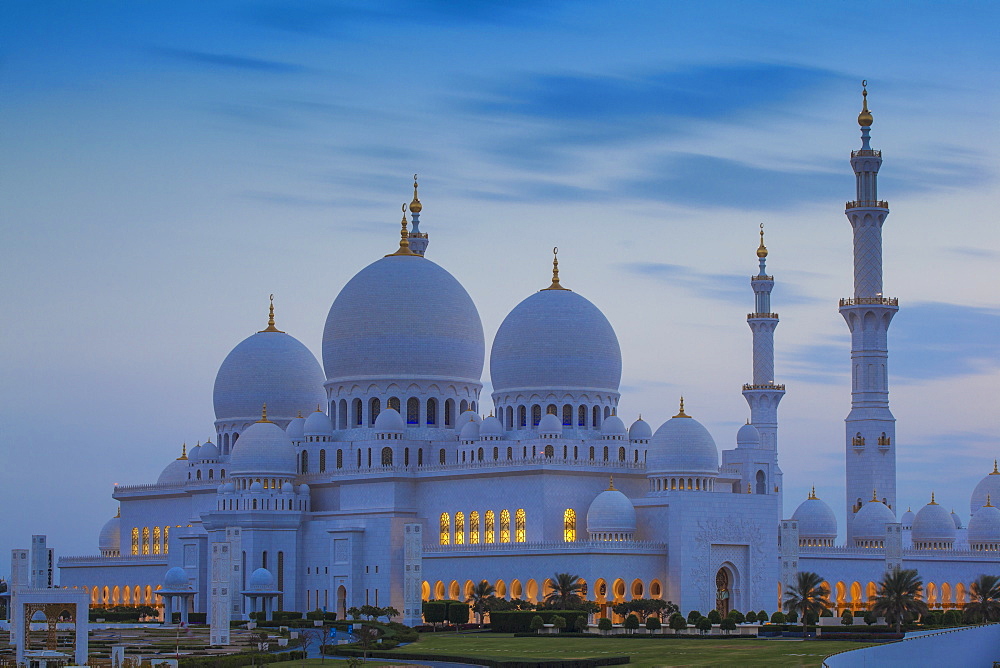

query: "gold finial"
xmin=316 ymin=404 xmax=322 ymax=412
xmin=178 ymin=443 xmax=188 ymax=460
xmin=409 ymin=174 xmax=422 ymax=214
xmin=638 ymin=414 xmax=642 ymax=421
xmin=259 ymin=294 xmax=285 ymax=333
xmin=991 ymin=459 xmax=999 ymax=475
xmin=871 ymin=488 xmax=878 ymax=502
xmin=747 ymin=483 xmax=752 ymax=494
xmin=386 ymin=204 xmax=418 ymax=257
xmin=929 ymin=491 xmax=937 ymax=505
xmin=296 ymin=410 xmax=303 ymax=418
xmin=258 ymin=403 xmax=271 ymax=423
xmin=987 ymin=495 xmax=994 ymax=508
xmin=607 ymin=475 xmax=615 ymax=491
xmin=757 ymin=223 xmax=768 ymax=258
xmin=673 ymin=396 xmax=690 ymax=418
xmin=858 ymin=80 xmax=873 ymax=127
xmin=808 ymin=486 xmax=818 ymax=500
xmin=541 ymin=246 xmax=570 ymax=291
xmin=489 ymin=411 xmax=494 ymax=417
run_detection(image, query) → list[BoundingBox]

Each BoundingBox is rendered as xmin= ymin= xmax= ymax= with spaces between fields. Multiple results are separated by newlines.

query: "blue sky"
xmin=2 ymin=0 xmax=999 ymax=568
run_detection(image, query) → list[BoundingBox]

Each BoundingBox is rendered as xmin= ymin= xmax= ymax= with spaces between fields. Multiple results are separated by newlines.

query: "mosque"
xmin=52 ymin=88 xmax=1000 ymax=627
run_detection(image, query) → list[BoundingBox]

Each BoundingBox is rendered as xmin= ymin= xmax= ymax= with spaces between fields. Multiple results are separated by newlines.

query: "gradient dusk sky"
xmin=2 ymin=1 xmax=999 ymax=569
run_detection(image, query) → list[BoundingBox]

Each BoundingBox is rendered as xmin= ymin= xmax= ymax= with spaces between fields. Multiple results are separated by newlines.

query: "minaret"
xmin=841 ymin=82 xmax=898 ymax=540
xmin=407 ymin=174 xmax=429 ymax=256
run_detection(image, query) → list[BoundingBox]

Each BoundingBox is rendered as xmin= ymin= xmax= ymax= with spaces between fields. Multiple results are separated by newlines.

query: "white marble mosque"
xmin=47 ymin=87 xmax=1000 ymax=625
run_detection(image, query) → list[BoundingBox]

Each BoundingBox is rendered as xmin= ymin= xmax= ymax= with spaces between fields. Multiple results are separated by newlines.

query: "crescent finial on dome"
xmin=757 ymin=223 xmax=768 ymax=258
xmin=178 ymin=443 xmax=187 ymax=460
xmin=607 ymin=475 xmax=615 ymax=491
xmin=871 ymin=488 xmax=879 ymax=502
xmin=808 ymin=485 xmax=818 ymax=500
xmin=929 ymin=491 xmax=937 ymax=505
xmin=258 ymin=403 xmax=271 ymax=423
xmin=988 ymin=495 xmax=994 ymax=508
xmin=542 ymin=246 xmax=570 ymax=291
xmin=674 ymin=396 xmax=690 ymax=418
xmin=259 ymin=294 xmax=285 ymax=333
xmin=409 ymin=174 xmax=422 ymax=214
xmin=991 ymin=459 xmax=999 ymax=475
xmin=858 ymin=80 xmax=873 ymax=128
xmin=386 ymin=204 xmax=419 ymax=257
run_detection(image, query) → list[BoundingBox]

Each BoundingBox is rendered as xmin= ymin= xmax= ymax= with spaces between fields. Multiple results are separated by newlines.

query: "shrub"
xmin=745 ymin=611 xmax=757 ymax=624
xmin=645 ymin=616 xmax=661 ymax=631
xmin=944 ymin=610 xmax=962 ymax=626
xmin=841 ymin=610 xmax=854 ymax=626
xmin=552 ymin=615 xmax=567 ymax=630
xmin=574 ymin=616 xmax=589 ymax=632
xmin=422 ymin=601 xmax=449 ymax=625
xmin=623 ymin=614 xmax=640 ymax=632
xmin=696 ymin=618 xmax=712 ymax=634
xmin=786 ymin=611 xmax=798 ymax=624
xmin=864 ymin=610 xmax=877 ymax=626
xmin=719 ymin=618 xmax=737 ymax=633
xmin=686 ymin=610 xmax=702 ymax=624
xmin=179 ymin=651 xmax=305 ymax=668
xmin=529 ymin=615 xmax=544 ymax=631
xmin=803 ymin=611 xmax=818 ymax=626
xmin=706 ymin=609 xmax=722 ymax=624
xmin=770 ymin=611 xmax=786 ymax=624
xmin=821 ymin=609 xmax=834 ymax=617
xmin=597 ymin=617 xmax=613 ymax=632
xmin=489 ymin=610 xmax=589 ymax=633
xmin=727 ymin=610 xmax=745 ymax=624
xmin=668 ymin=613 xmax=686 ymax=631
xmin=758 ymin=610 xmax=768 ymax=622
xmin=446 ymin=602 xmax=470 ymax=624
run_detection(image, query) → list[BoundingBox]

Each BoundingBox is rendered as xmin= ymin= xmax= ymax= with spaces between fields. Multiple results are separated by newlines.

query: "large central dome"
xmin=323 ymin=255 xmax=484 ymax=383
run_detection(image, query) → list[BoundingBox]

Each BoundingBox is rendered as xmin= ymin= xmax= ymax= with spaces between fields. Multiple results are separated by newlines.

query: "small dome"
xmin=286 ymin=414 xmax=306 ymax=441
xmin=374 ymin=408 xmax=405 ymax=433
xmin=250 ymin=480 xmax=264 ymax=493
xmin=852 ymin=498 xmax=895 ymax=541
xmin=200 ymin=441 xmax=219 ymax=460
xmin=163 ymin=567 xmax=190 ymax=590
xmin=601 ymin=415 xmax=627 ymax=438
xmin=736 ymin=423 xmax=761 ymax=448
xmin=951 ymin=510 xmax=963 ymax=529
xmin=968 ymin=503 xmax=1000 ymax=545
xmin=188 ymin=444 xmax=203 ymax=461
xmin=970 ymin=463 xmax=1000 ymax=515
xmin=157 ymin=456 xmax=190 ymax=485
xmin=219 ymin=482 xmax=235 ymax=494
xmin=792 ymin=494 xmax=838 ymax=541
xmin=912 ymin=497 xmax=956 ymax=545
xmin=248 ymin=568 xmax=275 ymax=591
xmin=538 ymin=412 xmax=563 ymax=435
xmin=647 ymin=411 xmax=719 ymax=475
xmin=303 ymin=410 xmax=333 ymax=437
xmin=98 ymin=515 xmax=121 ymax=554
xmin=460 ymin=418 xmax=481 ymax=441
xmin=628 ymin=417 xmax=652 ymax=442
xmin=900 ymin=508 xmax=915 ymax=530
xmin=281 ymin=481 xmax=294 ymax=493
xmin=587 ymin=485 xmax=637 ymax=535
xmin=229 ymin=421 xmax=297 ymax=476
xmin=458 ymin=410 xmax=481 ymax=426
xmin=298 ymin=484 xmax=310 ymax=495
xmin=480 ymin=415 xmax=503 ymax=438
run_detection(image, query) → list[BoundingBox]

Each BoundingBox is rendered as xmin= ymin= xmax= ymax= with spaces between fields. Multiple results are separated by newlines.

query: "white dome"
xmin=281 ymin=481 xmax=294 ymax=493
xmin=490 ymin=288 xmax=621 ymax=395
xmin=323 ymin=255 xmax=484 ymax=383
xmin=736 ymin=423 xmax=761 ymax=448
xmin=303 ymin=410 xmax=333 ymax=437
xmin=970 ymin=464 xmax=1000 ymax=515
xmin=912 ymin=498 xmax=956 ymax=544
xmin=298 ymin=484 xmax=310 ymax=495
xmin=951 ymin=510 xmax=963 ymax=529
xmin=374 ymin=408 xmax=405 ymax=432
xmin=285 ymin=415 xmax=306 ymax=441
xmin=98 ymin=515 xmax=121 ymax=554
xmin=601 ymin=415 xmax=627 ymax=438
xmin=480 ymin=415 xmax=503 ymax=438
xmin=250 ymin=480 xmax=264 ymax=492
xmin=163 ymin=567 xmax=190 ymax=590
xmin=188 ymin=444 xmax=203 ymax=461
xmin=968 ymin=503 xmax=1000 ymax=545
xmin=647 ymin=412 xmax=719 ymax=475
xmin=538 ymin=412 xmax=563 ymax=435
xmin=460 ymin=418 xmax=481 ymax=441
xmin=628 ymin=418 xmax=652 ymax=441
xmin=792 ymin=495 xmax=838 ymax=541
xmin=229 ymin=421 xmax=297 ymax=476
xmin=157 ymin=456 xmax=189 ymax=485
xmin=458 ymin=410 xmax=481 ymax=425
xmin=248 ymin=568 xmax=275 ymax=591
xmin=901 ymin=508 xmax=915 ymax=530
xmin=219 ymin=482 xmax=235 ymax=494
xmin=587 ymin=487 xmax=637 ymax=534
xmin=200 ymin=441 xmax=219 ymax=460
xmin=852 ymin=498 xmax=896 ymax=540
xmin=214 ymin=330 xmax=325 ymax=423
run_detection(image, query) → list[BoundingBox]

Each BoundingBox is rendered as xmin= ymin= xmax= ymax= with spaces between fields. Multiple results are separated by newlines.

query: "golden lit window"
xmin=141 ymin=527 xmax=150 ymax=555
xmin=515 ymin=508 xmax=526 ymax=543
xmin=563 ymin=508 xmax=576 ymax=542
xmin=131 ymin=527 xmax=139 ymax=555
xmin=163 ymin=526 xmax=169 ymax=554
xmin=485 ymin=510 xmax=495 ymax=543
xmin=500 ymin=509 xmax=511 ymax=543
xmin=470 ymin=512 xmax=480 ymax=544
xmin=455 ymin=512 xmax=465 ymax=544
xmin=439 ymin=512 xmax=451 ymax=545
xmin=153 ymin=527 xmax=161 ymax=554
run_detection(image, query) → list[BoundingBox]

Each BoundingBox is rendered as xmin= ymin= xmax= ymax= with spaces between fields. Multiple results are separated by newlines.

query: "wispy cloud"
xmin=154 ymin=48 xmax=309 ymax=74
xmin=621 ymin=261 xmax=814 ymax=306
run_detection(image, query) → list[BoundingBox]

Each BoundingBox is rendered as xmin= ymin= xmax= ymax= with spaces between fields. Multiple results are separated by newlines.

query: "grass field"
xmin=377 ymin=632 xmax=874 ymax=667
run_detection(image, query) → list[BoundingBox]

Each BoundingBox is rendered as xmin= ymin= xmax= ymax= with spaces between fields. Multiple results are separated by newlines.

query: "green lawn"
xmin=384 ymin=633 xmax=874 ymax=667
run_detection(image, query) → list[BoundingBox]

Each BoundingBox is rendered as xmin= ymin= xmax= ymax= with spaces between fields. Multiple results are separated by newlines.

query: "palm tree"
xmin=871 ymin=568 xmax=928 ymax=633
xmin=466 ymin=580 xmax=496 ymax=624
xmin=544 ymin=573 xmax=585 ymax=608
xmin=964 ymin=574 xmax=1000 ymax=623
xmin=783 ymin=571 xmax=831 ymax=622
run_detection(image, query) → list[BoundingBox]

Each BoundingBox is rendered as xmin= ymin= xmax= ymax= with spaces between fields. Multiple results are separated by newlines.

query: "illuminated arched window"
xmin=515 ymin=509 xmax=526 ymax=542
xmin=499 ymin=510 xmax=511 ymax=543
xmin=485 ymin=510 xmax=495 ymax=543
xmin=163 ymin=526 xmax=169 ymax=554
xmin=141 ymin=527 xmax=150 ymax=555
xmin=407 ymin=398 xmax=419 ymax=425
xmin=153 ymin=527 xmax=161 ymax=554
xmin=455 ymin=512 xmax=465 ymax=545
xmin=131 ymin=527 xmax=139 ymax=555
xmin=440 ymin=513 xmax=451 ymax=545
xmin=426 ymin=398 xmax=437 ymax=425
xmin=381 ymin=447 xmax=393 ymax=467
xmin=320 ymin=449 xmax=327 ymax=472
xmin=369 ymin=397 xmax=381 ymax=426
xmin=470 ymin=512 xmax=480 ymax=544
xmin=563 ymin=509 xmax=577 ymax=542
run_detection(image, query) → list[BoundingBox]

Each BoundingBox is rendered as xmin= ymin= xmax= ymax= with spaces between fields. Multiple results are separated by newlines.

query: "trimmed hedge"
xmin=330 ymin=647 xmax=629 ymax=668
xmin=490 ymin=610 xmax=589 ymax=633
xmin=513 ymin=633 xmax=754 ymax=640
xmin=179 ymin=651 xmax=305 ymax=668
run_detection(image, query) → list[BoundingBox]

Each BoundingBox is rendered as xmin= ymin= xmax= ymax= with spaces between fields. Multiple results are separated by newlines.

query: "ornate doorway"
xmin=715 ymin=568 xmax=730 ymax=615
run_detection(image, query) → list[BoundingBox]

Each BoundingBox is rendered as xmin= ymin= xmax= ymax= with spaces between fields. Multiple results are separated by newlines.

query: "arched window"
xmin=507 ymin=446 xmax=513 ymax=460
xmin=578 ymin=405 xmax=587 ymax=427
xmin=603 ymin=446 xmax=609 ymax=461
xmin=485 ymin=510 xmax=496 ymax=543
xmin=336 ymin=449 xmax=343 ymax=469
xmin=618 ymin=446 xmax=626 ymax=462
xmin=455 ymin=512 xmax=465 ymax=545
xmin=153 ymin=526 xmax=161 ymax=554
xmin=574 ymin=446 xmax=579 ymax=459
xmin=439 ymin=513 xmax=451 ymax=545
xmin=357 ymin=449 xmax=362 ymax=468
xmin=470 ymin=511 xmax=480 ymax=544
xmin=426 ymin=397 xmax=437 ymax=425
xmin=471 ymin=401 xmax=477 ymax=413
xmin=544 ymin=444 xmax=554 ymax=458
xmin=589 ymin=446 xmax=595 ymax=460
xmin=493 ymin=446 xmax=499 ymax=460
xmin=506 ymin=406 xmax=513 ymax=429
xmin=339 ymin=399 xmax=348 ymax=430
xmin=232 ymin=432 xmax=239 ymax=445
xmin=223 ymin=433 xmax=230 ymax=453
xmin=499 ymin=510 xmax=511 ymax=543
xmin=163 ymin=526 xmax=169 ymax=554
xmin=519 ymin=405 xmax=527 ymax=427
xmin=208 ymin=469 xmax=214 ymax=479
xmin=301 ymin=451 xmax=309 ymax=474
xmin=605 ymin=406 xmax=611 ymax=419
xmin=531 ymin=405 xmax=541 ymax=426
xmin=444 ymin=399 xmax=454 ymax=426
xmin=407 ymin=397 xmax=419 ymax=425
xmin=353 ymin=398 xmax=363 ymax=426
xmin=404 ymin=447 xmax=410 ymax=466
xmin=221 ymin=468 xmax=226 ymax=478
xmin=439 ymin=448 xmax=446 ymax=464
xmin=562 ymin=404 xmax=573 ymax=426
xmin=546 ymin=403 xmax=557 ymax=417
xmin=563 ymin=509 xmax=576 ymax=542
xmin=381 ymin=447 xmax=393 ymax=467
xmin=369 ymin=397 xmax=381 ymax=425
xmin=515 ymin=509 xmax=526 ymax=542
xmin=756 ymin=470 xmax=766 ymax=494
xmin=196 ymin=469 xmax=202 ymax=480
xmin=593 ymin=406 xmax=601 ymax=427
xmin=418 ymin=448 xmax=423 ymax=466
xmin=141 ymin=527 xmax=150 ymax=555
xmin=460 ymin=399 xmax=469 ymax=414
xmin=477 ymin=447 xmax=484 ymax=461
xmin=320 ymin=449 xmax=327 ymax=472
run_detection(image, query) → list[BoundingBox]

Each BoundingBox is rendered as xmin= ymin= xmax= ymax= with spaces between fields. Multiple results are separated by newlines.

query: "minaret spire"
xmin=842 ymin=82 xmax=898 ymax=539
xmin=258 ymin=294 xmax=285 ymax=333
xmin=386 ymin=204 xmax=419 ymax=257
xmin=541 ymin=247 xmax=570 ymax=291
xmin=407 ymin=174 xmax=429 ymax=256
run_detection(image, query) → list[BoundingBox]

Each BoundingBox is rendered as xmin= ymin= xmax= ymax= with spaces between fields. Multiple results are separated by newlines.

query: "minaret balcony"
xmin=851 ymin=149 xmax=882 ymax=158
xmin=845 ymin=200 xmax=889 ymax=210
xmin=839 ymin=297 xmax=898 ymax=307
xmin=742 ymin=383 xmax=786 ymax=391
xmin=750 ymin=274 xmax=773 ymax=281
xmin=747 ymin=312 xmax=779 ymax=319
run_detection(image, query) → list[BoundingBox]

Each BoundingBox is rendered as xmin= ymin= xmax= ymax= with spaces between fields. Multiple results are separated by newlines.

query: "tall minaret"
xmin=841 ymin=82 xmax=898 ymax=540
xmin=407 ymin=174 xmax=429 ymax=256
xmin=743 ymin=225 xmax=785 ymax=505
